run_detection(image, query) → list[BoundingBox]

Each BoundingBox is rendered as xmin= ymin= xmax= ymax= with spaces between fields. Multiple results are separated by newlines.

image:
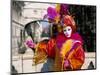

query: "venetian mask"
xmin=63 ymin=26 xmax=72 ymax=38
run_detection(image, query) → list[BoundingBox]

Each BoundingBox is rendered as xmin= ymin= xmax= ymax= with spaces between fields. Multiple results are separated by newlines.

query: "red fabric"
xmin=46 ymin=33 xmax=66 ymax=58
xmin=63 ymin=42 xmax=85 ymax=70
xmin=56 ymin=33 xmax=67 ymax=49
xmin=56 ymin=33 xmax=85 ymax=70
xmin=46 ymin=38 xmax=56 ymax=58
xmin=72 ymin=44 xmax=85 ymax=63
xmin=71 ymin=33 xmax=83 ymax=45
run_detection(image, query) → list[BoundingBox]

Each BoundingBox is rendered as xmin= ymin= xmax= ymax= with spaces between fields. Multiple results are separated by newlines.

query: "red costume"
xmin=46 ymin=15 xmax=85 ymax=71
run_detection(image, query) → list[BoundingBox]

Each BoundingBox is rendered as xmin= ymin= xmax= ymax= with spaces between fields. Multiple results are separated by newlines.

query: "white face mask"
xmin=63 ymin=26 xmax=72 ymax=38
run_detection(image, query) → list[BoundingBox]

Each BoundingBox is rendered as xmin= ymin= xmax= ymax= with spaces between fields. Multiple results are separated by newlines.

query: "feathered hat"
xmin=47 ymin=7 xmax=60 ymax=23
xmin=63 ymin=15 xmax=76 ymax=33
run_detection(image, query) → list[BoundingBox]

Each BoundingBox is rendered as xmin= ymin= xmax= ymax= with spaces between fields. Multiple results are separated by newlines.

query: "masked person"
xmin=53 ymin=15 xmax=85 ymax=71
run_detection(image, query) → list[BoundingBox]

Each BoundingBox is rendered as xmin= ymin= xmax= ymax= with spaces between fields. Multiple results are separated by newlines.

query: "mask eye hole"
xmin=68 ymin=28 xmax=70 ymax=31
xmin=63 ymin=29 xmax=66 ymax=32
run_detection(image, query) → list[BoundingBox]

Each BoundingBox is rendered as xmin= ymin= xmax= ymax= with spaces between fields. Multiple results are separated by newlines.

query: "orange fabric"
xmin=61 ymin=39 xmax=73 ymax=58
xmin=36 ymin=41 xmax=47 ymax=53
xmin=67 ymin=45 xmax=85 ymax=70
xmin=53 ymin=45 xmax=64 ymax=71
xmin=53 ymin=39 xmax=73 ymax=71
xmin=34 ymin=41 xmax=48 ymax=64
xmin=54 ymin=39 xmax=85 ymax=71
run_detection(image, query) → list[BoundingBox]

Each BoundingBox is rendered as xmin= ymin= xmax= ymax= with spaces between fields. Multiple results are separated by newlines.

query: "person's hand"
xmin=25 ymin=40 xmax=35 ymax=48
xmin=63 ymin=60 xmax=70 ymax=68
xmin=25 ymin=37 xmax=36 ymax=49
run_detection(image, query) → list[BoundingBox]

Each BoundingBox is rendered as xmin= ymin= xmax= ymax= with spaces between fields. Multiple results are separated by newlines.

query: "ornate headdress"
xmin=63 ymin=15 xmax=76 ymax=33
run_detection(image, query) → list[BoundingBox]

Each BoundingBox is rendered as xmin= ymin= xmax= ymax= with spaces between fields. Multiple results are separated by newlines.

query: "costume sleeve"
xmin=46 ymin=38 xmax=56 ymax=58
xmin=67 ymin=43 xmax=85 ymax=70
xmin=34 ymin=42 xmax=47 ymax=64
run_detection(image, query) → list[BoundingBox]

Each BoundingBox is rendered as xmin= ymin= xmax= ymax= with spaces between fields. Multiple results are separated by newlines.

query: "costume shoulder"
xmin=71 ymin=32 xmax=83 ymax=45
